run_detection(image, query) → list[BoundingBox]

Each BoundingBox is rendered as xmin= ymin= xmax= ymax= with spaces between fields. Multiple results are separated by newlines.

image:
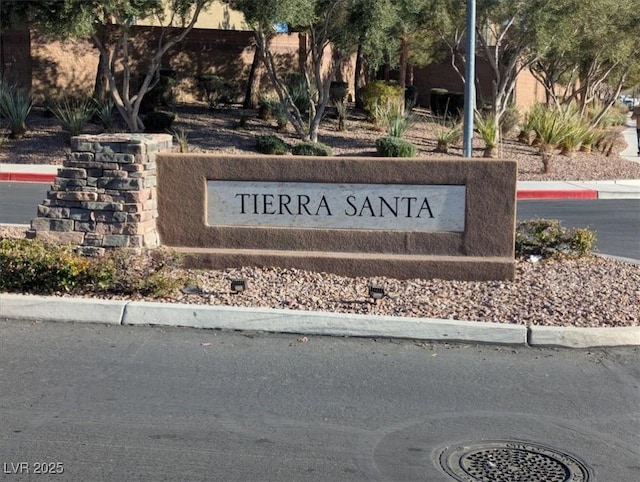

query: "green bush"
xmin=292 ymin=141 xmax=333 ymax=156
xmin=0 ymin=238 xmax=115 ymax=293
xmin=361 ymin=81 xmax=404 ymax=124
xmin=375 ymin=136 xmax=417 ymax=157
xmin=50 ymin=96 xmax=95 ymax=136
xmin=515 ymin=219 xmax=596 ymax=258
xmin=195 ymin=74 xmax=235 ymax=109
xmin=144 ymin=111 xmax=176 ymax=133
xmin=0 ymin=238 xmax=184 ymax=298
xmin=256 ymin=134 xmax=288 ymax=155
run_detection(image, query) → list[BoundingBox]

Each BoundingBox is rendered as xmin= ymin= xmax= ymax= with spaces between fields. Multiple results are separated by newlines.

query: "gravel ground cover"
xmin=1 ymin=104 xmax=639 ymax=328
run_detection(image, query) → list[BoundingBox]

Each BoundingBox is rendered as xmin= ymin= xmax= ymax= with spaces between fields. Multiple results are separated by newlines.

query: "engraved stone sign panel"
xmin=207 ymin=181 xmax=465 ymax=232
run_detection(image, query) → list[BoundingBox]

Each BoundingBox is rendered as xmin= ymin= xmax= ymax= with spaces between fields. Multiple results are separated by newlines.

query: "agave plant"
xmin=0 ymin=81 xmax=33 ymax=138
xmin=50 ymin=96 xmax=95 ymax=137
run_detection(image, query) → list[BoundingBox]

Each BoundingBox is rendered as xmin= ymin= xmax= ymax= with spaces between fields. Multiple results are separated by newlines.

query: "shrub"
xmin=50 ymin=96 xmax=94 ymax=136
xmin=140 ymin=69 xmax=176 ymax=114
xmin=361 ymin=81 xmax=404 ymax=124
xmin=405 ymin=85 xmax=418 ymax=109
xmin=144 ymin=111 xmax=175 ymax=133
xmin=256 ymin=134 xmax=288 ymax=155
xmin=515 ymin=219 xmax=596 ymax=258
xmin=0 ymin=238 xmax=116 ymax=294
xmin=334 ymin=99 xmax=348 ymax=131
xmin=170 ymin=128 xmax=189 ymax=153
xmin=292 ymin=141 xmax=333 ymax=156
xmin=195 ymin=74 xmax=235 ymax=109
xmin=0 ymin=238 xmax=186 ymax=298
xmin=273 ymin=103 xmax=288 ymax=130
xmin=329 ymin=81 xmax=349 ymax=103
xmin=258 ymin=97 xmax=276 ymax=120
xmin=430 ymin=88 xmax=463 ymax=118
xmin=0 ymin=81 xmax=33 ymax=138
xmin=375 ymin=136 xmax=417 ymax=157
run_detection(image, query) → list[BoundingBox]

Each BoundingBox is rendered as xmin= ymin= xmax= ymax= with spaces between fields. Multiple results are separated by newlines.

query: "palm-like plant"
xmin=530 ymin=106 xmax=570 ymax=173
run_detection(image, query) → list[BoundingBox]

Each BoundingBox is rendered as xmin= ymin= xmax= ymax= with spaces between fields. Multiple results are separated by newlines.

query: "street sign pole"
xmin=463 ymin=0 xmax=476 ymax=158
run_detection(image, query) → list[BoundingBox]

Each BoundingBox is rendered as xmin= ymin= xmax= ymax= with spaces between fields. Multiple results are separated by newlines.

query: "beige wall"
xmin=136 ymin=0 xmax=248 ymax=30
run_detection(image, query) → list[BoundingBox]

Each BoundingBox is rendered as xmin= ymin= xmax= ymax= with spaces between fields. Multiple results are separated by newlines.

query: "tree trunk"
xmin=243 ymin=44 xmax=262 ymax=109
xmin=398 ymin=35 xmax=409 ymax=88
xmin=354 ymin=41 xmax=365 ymax=108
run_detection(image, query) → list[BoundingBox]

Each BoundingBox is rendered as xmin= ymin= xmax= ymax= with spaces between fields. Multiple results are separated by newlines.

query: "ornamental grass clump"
xmin=0 ymin=81 xmax=33 ymax=138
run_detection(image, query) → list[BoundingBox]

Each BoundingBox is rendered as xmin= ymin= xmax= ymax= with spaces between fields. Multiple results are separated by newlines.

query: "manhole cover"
xmin=438 ymin=440 xmax=591 ymax=481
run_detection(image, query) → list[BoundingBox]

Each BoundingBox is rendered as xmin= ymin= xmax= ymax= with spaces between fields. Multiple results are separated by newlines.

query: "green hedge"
xmin=292 ymin=141 xmax=333 ymax=156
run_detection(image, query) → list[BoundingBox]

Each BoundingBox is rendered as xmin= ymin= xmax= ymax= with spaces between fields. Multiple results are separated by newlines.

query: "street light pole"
xmin=463 ymin=0 xmax=476 ymax=158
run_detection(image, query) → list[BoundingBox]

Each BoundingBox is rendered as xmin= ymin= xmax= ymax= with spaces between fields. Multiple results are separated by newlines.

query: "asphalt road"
xmin=1 ymin=181 xmax=639 ymax=259
xmin=0 ymin=321 xmax=638 ymax=481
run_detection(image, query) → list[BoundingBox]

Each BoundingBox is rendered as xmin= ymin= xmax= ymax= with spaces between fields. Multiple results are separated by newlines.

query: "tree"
xmin=531 ymin=0 xmax=640 ymax=125
xmin=2 ymin=0 xmax=211 ymax=132
xmin=228 ymin=0 xmax=362 ymax=143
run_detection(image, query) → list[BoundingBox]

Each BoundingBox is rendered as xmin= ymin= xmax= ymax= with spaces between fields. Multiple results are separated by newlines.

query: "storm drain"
xmin=438 ymin=440 xmax=591 ymax=481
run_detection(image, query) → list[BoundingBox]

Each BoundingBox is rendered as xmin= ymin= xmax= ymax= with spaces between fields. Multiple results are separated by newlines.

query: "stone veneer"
xmin=28 ymin=133 xmax=172 ymax=256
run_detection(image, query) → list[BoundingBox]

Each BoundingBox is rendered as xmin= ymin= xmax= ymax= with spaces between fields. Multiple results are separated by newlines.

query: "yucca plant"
xmin=435 ymin=124 xmax=462 ymax=154
xmin=373 ymin=100 xmax=414 ymax=137
xmin=93 ymin=97 xmax=116 ymax=132
xmin=519 ymin=103 xmax=545 ymax=145
xmin=530 ymin=106 xmax=568 ymax=173
xmin=579 ymin=127 xmax=604 ymax=153
xmin=170 ymin=128 xmax=189 ymax=153
xmin=334 ymin=99 xmax=347 ymax=131
xmin=475 ymin=113 xmax=499 ymax=158
xmin=559 ymin=118 xmax=590 ymax=157
xmin=50 ymin=96 xmax=94 ymax=137
xmin=0 ymin=82 xmax=33 ymax=138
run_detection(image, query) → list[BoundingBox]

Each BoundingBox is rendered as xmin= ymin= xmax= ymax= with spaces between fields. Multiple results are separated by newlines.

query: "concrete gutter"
xmin=2 ymin=293 xmax=638 ymax=349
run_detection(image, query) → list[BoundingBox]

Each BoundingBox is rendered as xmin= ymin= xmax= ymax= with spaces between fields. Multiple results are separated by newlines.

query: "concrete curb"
xmin=2 ymin=293 xmax=638 ymax=348
xmin=0 ymin=172 xmax=57 ymax=183
xmin=528 ymin=325 xmax=640 ymax=348
xmin=0 ymin=293 xmax=126 ymax=325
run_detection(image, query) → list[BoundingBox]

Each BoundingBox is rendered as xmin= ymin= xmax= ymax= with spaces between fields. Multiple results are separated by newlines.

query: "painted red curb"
xmin=0 ymin=173 xmax=602 ymax=200
xmin=517 ymin=190 xmax=598 ymax=200
xmin=0 ymin=173 xmax=56 ymax=183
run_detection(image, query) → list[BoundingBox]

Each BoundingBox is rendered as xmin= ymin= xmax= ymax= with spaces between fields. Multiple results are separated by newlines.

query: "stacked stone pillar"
xmin=28 ymin=133 xmax=172 ymax=255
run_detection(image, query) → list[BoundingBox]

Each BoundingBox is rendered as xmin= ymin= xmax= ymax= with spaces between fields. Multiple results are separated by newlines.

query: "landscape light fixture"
xmin=230 ymin=279 xmax=247 ymax=293
xmin=368 ymin=285 xmax=385 ymax=301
